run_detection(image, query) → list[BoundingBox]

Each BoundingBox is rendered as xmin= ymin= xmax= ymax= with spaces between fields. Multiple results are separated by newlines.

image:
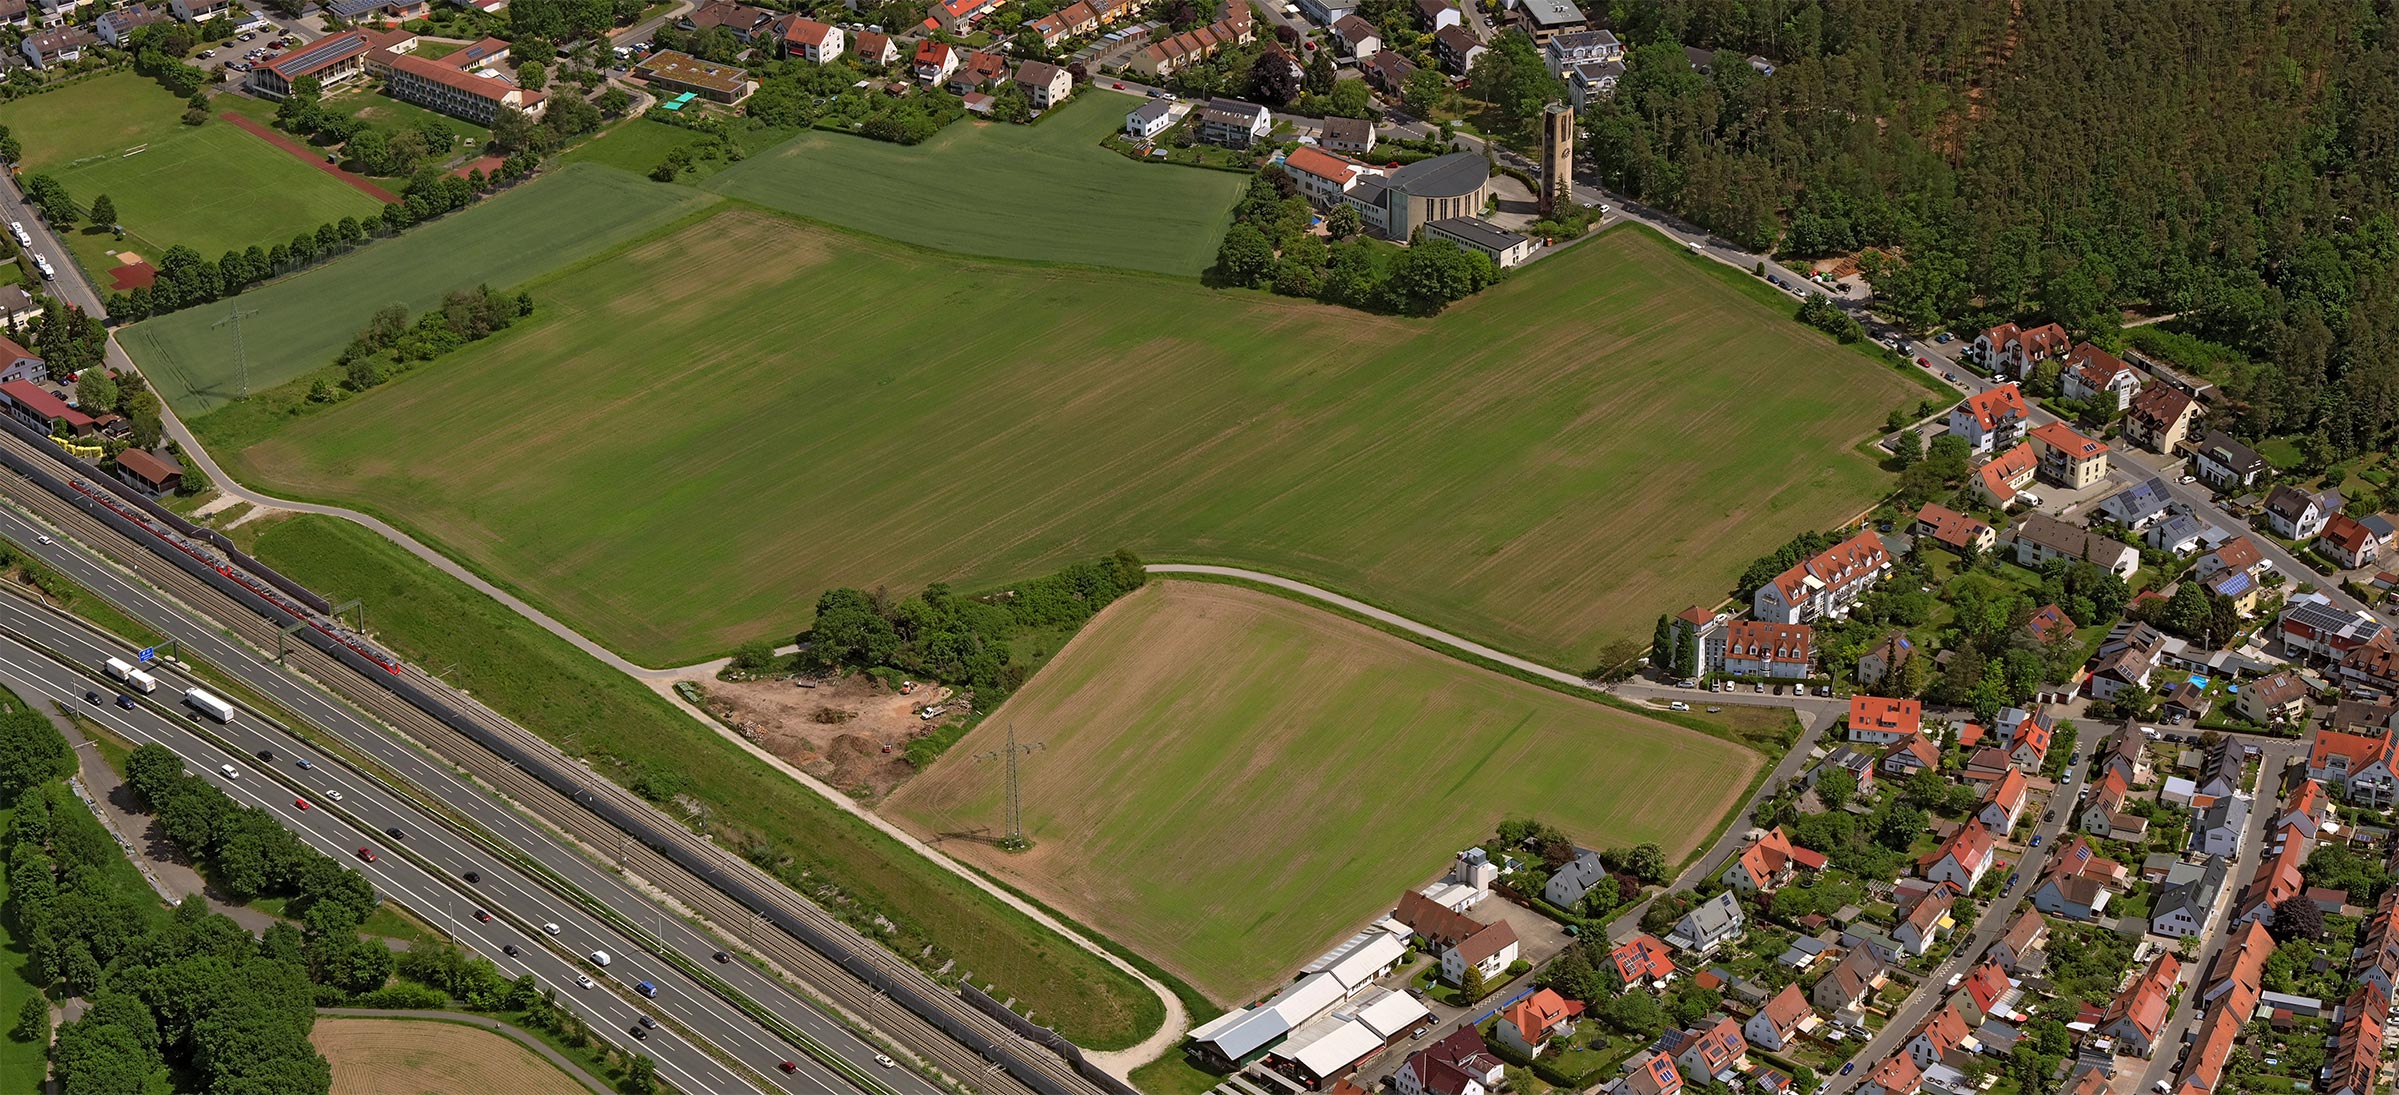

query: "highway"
xmin=0 ymin=498 xmax=950 ymax=1094
xmin=0 ymin=626 xmax=771 ymax=1094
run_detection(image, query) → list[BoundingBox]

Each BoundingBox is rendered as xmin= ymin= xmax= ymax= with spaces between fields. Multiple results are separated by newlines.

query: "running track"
xmin=219 ymin=111 xmax=399 ymax=203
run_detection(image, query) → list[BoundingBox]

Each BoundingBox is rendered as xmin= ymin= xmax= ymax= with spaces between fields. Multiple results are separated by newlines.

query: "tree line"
xmin=805 ymin=549 xmax=1148 ymax=702
xmin=1214 ymin=168 xmax=1500 ymax=315
xmin=1577 ymin=0 xmax=2399 ymax=465
xmin=315 ymin=285 xmax=532 ymax=400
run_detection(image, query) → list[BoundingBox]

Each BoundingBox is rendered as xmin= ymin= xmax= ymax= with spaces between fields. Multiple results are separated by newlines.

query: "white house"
xmin=1665 ymin=891 xmax=1746 ymax=955
xmin=1945 ymin=383 xmax=2031 ymax=455
xmin=1125 ymin=98 xmax=1175 ymax=140
xmin=2264 ymin=484 xmax=2336 ymax=541
xmin=1745 ymin=985 xmax=1810 ymax=1052
xmin=1919 ymin=820 xmax=1996 ymax=893
xmin=2060 ymin=343 xmax=2143 ymax=411
xmin=1754 ymin=529 xmax=1890 ymax=624
xmin=1441 ymin=920 xmax=1518 ymax=985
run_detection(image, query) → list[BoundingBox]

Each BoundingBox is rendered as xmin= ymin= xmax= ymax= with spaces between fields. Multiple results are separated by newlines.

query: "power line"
xmin=972 ymin=723 xmax=1044 ymax=852
xmin=211 ymin=301 xmax=262 ymax=400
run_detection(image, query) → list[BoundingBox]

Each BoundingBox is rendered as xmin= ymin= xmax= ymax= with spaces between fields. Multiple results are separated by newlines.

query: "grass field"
xmin=243 ymin=514 xmax=1165 ymax=1048
xmin=52 ymin=122 xmax=385 ymax=277
xmin=315 ymin=1017 xmax=588 ymax=1095
xmin=223 ymin=207 xmax=1918 ymax=668
xmin=885 ymin=581 xmax=1761 ymax=1000
xmin=120 ymin=163 xmax=718 ymax=413
xmin=698 ymin=92 xmax=1243 ymax=275
xmin=0 ymin=72 xmax=188 ymax=173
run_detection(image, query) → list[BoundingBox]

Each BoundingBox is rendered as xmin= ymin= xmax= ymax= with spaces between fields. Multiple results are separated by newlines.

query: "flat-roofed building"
xmin=633 ymin=49 xmax=754 ymax=104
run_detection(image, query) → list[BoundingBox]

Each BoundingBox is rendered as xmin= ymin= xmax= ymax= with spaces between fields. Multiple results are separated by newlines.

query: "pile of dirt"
xmin=701 ymin=672 xmax=969 ymax=801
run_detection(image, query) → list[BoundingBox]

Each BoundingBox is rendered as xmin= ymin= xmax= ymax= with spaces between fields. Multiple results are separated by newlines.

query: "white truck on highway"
xmin=184 ymin=688 xmax=235 ymax=722
xmin=104 ymin=658 xmax=159 ymax=693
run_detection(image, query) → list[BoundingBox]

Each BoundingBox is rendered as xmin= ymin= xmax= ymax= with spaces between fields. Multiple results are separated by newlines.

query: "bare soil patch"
xmin=702 ymin=672 xmax=971 ymax=801
xmin=316 ymin=1017 xmax=584 ymax=1095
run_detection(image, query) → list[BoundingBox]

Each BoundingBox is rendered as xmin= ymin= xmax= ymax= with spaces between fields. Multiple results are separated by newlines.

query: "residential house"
xmin=1847 ymin=695 xmax=1922 ymax=745
xmin=2233 ymin=832 xmax=2306 ymax=924
xmin=2327 ymin=984 xmax=2386 ymax=1095
xmin=1978 ymin=767 xmax=2030 ymax=833
xmin=1665 ymin=892 xmax=1746 ymax=955
xmin=1946 ymin=384 xmax=2031 ymax=455
xmin=1753 ymin=529 xmax=1890 ymax=624
xmin=1881 ymin=734 xmax=1938 ymax=780
xmin=1995 ymin=706 xmax=2054 ymax=770
xmin=169 ymin=0 xmax=228 ymax=19
xmin=1441 ymin=920 xmax=1517 ymax=986
xmin=1914 ymin=503 xmax=1996 ymax=554
xmin=1393 ymin=889 xmax=1485 ymax=949
xmin=1745 ymin=985 xmax=1810 ymax=1052
xmin=1903 ymin=1002 xmax=1970 ymax=1070
xmin=851 ymin=29 xmax=897 ymax=64
xmin=2185 ymin=430 xmax=2269 ymax=492
xmin=2024 ymin=604 xmax=2077 ymax=647
xmin=2080 ymin=771 xmax=2147 ymax=841
xmin=0 ymin=0 xmax=30 ymax=24
xmin=1563 ymin=57 xmax=1624 ymax=107
xmin=679 ymin=0 xmax=775 ymax=39
xmin=1975 ymin=443 xmax=2039 ymax=508
xmin=2192 ymin=795 xmax=2250 ymax=858
xmin=2031 ymin=837 xmax=2122 ymax=920
xmin=1721 ymin=827 xmax=1827 ymax=893
xmin=1331 ymin=13 xmax=1379 ymax=57
xmin=1364 ymin=50 xmax=1416 ymax=92
xmin=95 ymin=3 xmax=169 ymax=44
xmin=1676 ymin=606 xmax=1732 ymax=679
xmin=0 ymin=287 xmax=40 ymax=330
xmin=1545 ymin=851 xmax=1611 ymax=909
xmin=925 ymin=0 xmax=1000 ymax=33
xmin=1414 ymin=0 xmax=1458 ymax=30
xmin=1812 ymin=948 xmax=1887 ymax=1011
xmin=2126 ymin=385 xmax=2202 ymax=454
xmin=2202 ymin=919 xmax=2274 ymax=1005
xmin=2100 ymin=953 xmax=2181 ymax=1056
xmin=1667 ymin=1016 xmax=1746 ymax=1083
xmin=1856 ymin=631 xmax=1915 ymax=692
xmin=1542 ymin=27 xmax=1619 ymax=72
xmin=2280 ymin=593 xmax=2390 ymax=663
xmin=2152 ymin=858 xmax=2230 ymax=939
xmin=1611 ymin=933 xmax=1676 ymax=990
xmin=1125 ymin=98 xmax=1175 ymax=140
xmin=2086 ymin=645 xmax=2157 ymax=704
xmin=1494 ymin=989 xmax=1582 ymax=1057
xmin=2029 ymin=420 xmax=2110 ymax=489
xmin=2011 ymin=513 xmax=2138 ymax=578
xmin=1720 ymin=620 xmax=1812 ymax=680
xmin=2320 ymin=512 xmax=2380 ymax=570
xmin=1893 ymin=890 xmax=1955 ymax=956
xmin=1859 ymin=1053 xmax=1923 ymax=1095
xmin=20 ymin=24 xmax=95 ymax=68
xmin=2236 ymin=670 xmax=2310 ymax=726
xmin=1195 ymin=97 xmax=1271 ymax=147
xmin=1509 ymin=0 xmax=1584 ymax=43
xmin=0 ymin=337 xmax=41 ymax=386
xmin=913 ymin=40 xmax=957 ymax=83
xmin=2100 ymin=723 xmax=2151 ymax=787
xmin=2099 ymin=478 xmax=2176 ymax=529
xmin=1320 ymin=115 xmax=1375 ymax=154
xmin=2265 ymin=484 xmax=2336 ymax=541
xmin=1814 ymin=747 xmax=1878 ymax=796
xmin=1433 ymin=24 xmax=1483 ymax=73
xmin=1394 ymin=1027 xmax=1505 ymax=1095
xmin=2353 ymin=890 xmax=2399 ymax=997
xmin=1973 ymin=322 xmax=2072 ymax=378
xmin=1013 ymin=60 xmax=1072 ymax=109
xmin=2194 ymin=535 xmax=2263 ymax=583
xmin=2061 ymin=343 xmax=2143 ymax=411
xmin=1918 ymin=819 xmax=1997 ymax=893
xmin=1295 ymin=0 xmax=1349 ymax=22
xmin=2309 ymin=723 xmax=2399 ymax=807
xmin=1621 ymin=1052 xmax=1684 ymax=1095
xmin=113 ymin=449 xmax=183 ymax=497
xmin=1989 ymin=911 xmax=2048 ymax=971
xmin=2276 ymin=779 xmax=2333 ymax=845
xmin=1422 ymin=218 xmax=1536 ymax=270
xmin=2146 ymin=510 xmax=2214 ymax=555
xmin=778 ymin=16 xmax=844 ymax=61
xmin=2342 ymin=644 xmax=2399 ymax=699
xmin=945 ymin=49 xmax=1009 ymax=94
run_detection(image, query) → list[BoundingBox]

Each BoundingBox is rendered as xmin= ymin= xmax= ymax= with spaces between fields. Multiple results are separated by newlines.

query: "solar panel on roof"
xmin=276 ymin=32 xmax=363 ymax=76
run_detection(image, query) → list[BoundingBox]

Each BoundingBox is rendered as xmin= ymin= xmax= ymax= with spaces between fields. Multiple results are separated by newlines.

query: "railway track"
xmin=0 ymin=438 xmax=1095 ymax=1095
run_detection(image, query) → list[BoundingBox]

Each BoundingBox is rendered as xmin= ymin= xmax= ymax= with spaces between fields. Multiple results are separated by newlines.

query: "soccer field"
xmin=0 ymin=72 xmax=187 ymax=173
xmin=121 ymin=164 xmax=718 ymax=412
xmin=699 ymin=92 xmax=1244 ymax=275
xmin=886 ymin=581 xmax=1762 ymax=1000
xmin=222 ymin=205 xmax=1919 ymax=669
xmin=54 ymin=122 xmax=383 ymax=274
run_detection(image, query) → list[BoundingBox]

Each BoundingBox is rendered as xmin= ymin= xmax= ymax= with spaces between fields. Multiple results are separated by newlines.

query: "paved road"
xmin=1824 ymin=755 xmax=2090 ymax=1095
xmin=0 ymin=509 xmax=932 ymax=1095
xmin=0 ymin=628 xmax=782 ymax=1095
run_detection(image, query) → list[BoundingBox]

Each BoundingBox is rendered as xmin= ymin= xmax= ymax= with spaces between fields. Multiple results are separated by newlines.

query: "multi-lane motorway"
xmin=0 ymin=495 xmax=977 ymax=1093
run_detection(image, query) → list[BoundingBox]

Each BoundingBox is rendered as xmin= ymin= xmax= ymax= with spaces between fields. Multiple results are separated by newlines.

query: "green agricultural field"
xmin=224 ymin=206 xmax=1919 ymax=670
xmin=699 ymin=92 xmax=1243 ymax=275
xmin=51 ymin=122 xmax=385 ymax=279
xmin=120 ymin=164 xmax=718 ymax=413
xmin=243 ymin=514 xmax=1163 ymax=1048
xmin=887 ymin=581 xmax=1762 ymax=1000
xmin=0 ymin=72 xmax=188 ymax=172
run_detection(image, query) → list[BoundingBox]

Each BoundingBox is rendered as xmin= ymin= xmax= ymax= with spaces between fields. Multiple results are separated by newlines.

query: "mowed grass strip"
xmin=700 ymin=93 xmax=1243 ymax=275
xmin=53 ymin=121 xmax=384 ymax=276
xmin=315 ymin=1018 xmax=589 ymax=1095
xmin=228 ymin=207 xmax=1918 ymax=669
xmin=0 ymin=72 xmax=187 ymax=172
xmin=886 ymin=581 xmax=1761 ymax=1001
xmin=245 ymin=514 xmax=1164 ymax=1049
xmin=121 ymin=163 xmax=719 ymax=413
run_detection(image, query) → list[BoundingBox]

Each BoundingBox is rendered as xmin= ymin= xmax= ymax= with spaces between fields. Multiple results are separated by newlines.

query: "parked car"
xmin=2030 ymin=835 xmax=2043 ymax=847
xmin=1841 ymin=1063 xmax=1856 ymax=1076
xmin=1669 ymin=701 xmax=1690 ymax=711
xmin=1752 ymin=682 xmax=1764 ymax=693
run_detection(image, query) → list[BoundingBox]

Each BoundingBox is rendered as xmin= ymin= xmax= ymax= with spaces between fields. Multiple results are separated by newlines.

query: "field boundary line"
xmin=316 ymin=1010 xmax=613 ymax=1094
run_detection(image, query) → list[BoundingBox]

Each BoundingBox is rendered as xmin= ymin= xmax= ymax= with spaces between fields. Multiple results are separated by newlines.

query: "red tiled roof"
xmin=2323 ymin=512 xmax=2375 ymax=554
xmin=1284 ymin=144 xmax=1364 ymax=184
xmin=1957 ymin=384 xmax=2029 ymax=431
xmin=1766 ymin=529 xmax=1889 ymax=605
xmin=1850 ymin=695 xmax=1922 ymax=737
xmin=2030 ymin=419 xmax=2109 ymax=459
xmin=1613 ymin=934 xmax=1676 ymax=984
xmin=782 ymin=16 xmax=836 ymax=45
xmin=1915 ymin=502 xmax=1991 ymax=549
xmin=0 ymin=380 xmax=90 ymax=431
xmin=2103 ymin=953 xmax=2181 ymax=1042
xmin=1978 ymin=443 xmax=2038 ymax=501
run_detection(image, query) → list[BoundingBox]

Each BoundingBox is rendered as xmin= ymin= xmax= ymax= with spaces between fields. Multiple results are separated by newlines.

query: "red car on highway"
xmin=356 ymin=847 xmax=377 ymax=863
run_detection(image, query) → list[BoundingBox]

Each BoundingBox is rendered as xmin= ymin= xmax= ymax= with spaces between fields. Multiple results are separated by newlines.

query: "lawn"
xmin=315 ymin=1017 xmax=585 ymax=1095
xmin=327 ymin=88 xmax=489 ymax=156
xmin=0 ymin=72 xmax=188 ymax=173
xmin=220 ymin=207 xmax=1919 ymax=669
xmin=241 ymin=513 xmax=1164 ymax=1049
xmin=885 ymin=582 xmax=1762 ymax=1001
xmin=119 ymin=163 xmax=719 ymax=413
xmin=698 ymin=91 xmax=1244 ymax=275
xmin=49 ymin=120 xmax=385 ymax=279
